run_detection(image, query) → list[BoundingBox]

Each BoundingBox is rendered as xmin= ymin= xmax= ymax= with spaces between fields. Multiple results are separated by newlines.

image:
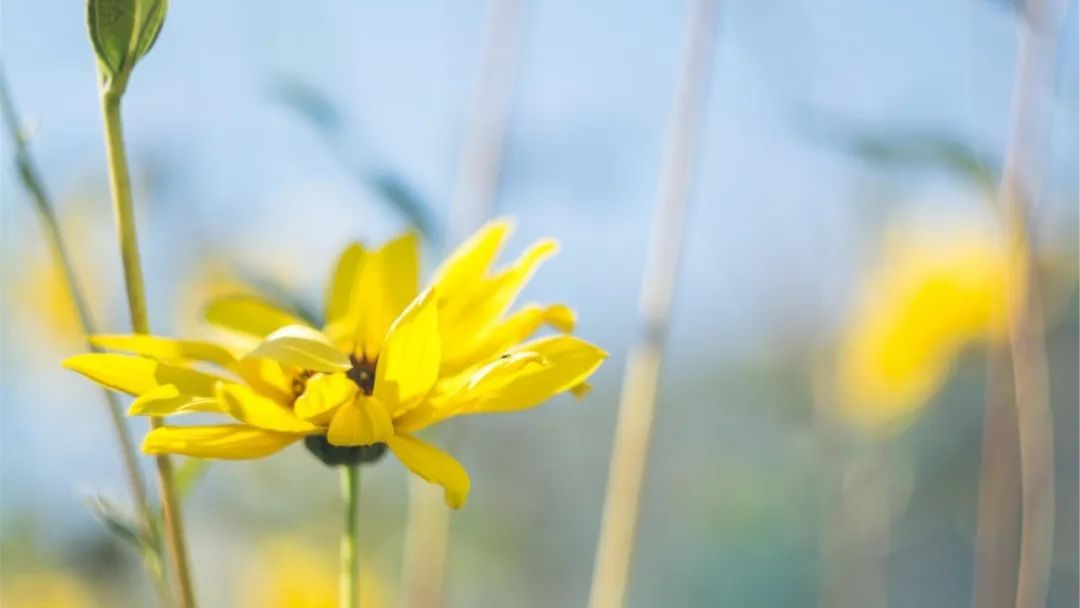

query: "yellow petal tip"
xmin=544 ymin=304 xmax=577 ymax=333
xmin=445 ymin=490 xmax=467 ymax=509
xmin=570 ymin=382 xmax=593 ymax=399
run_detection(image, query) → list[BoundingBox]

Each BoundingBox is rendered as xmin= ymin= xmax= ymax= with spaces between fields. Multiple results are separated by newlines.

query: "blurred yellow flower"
xmin=239 ymin=538 xmax=387 ymax=608
xmin=1 ymin=571 xmax=95 ymax=608
xmin=15 ymin=259 xmax=86 ymax=344
xmin=836 ymin=211 xmax=1016 ymax=430
xmin=65 ymin=220 xmax=606 ymax=508
xmin=9 ymin=199 xmax=106 ymax=348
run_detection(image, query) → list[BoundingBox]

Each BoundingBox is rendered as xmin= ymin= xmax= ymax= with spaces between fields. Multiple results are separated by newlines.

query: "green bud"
xmin=87 ymin=0 xmax=168 ymax=85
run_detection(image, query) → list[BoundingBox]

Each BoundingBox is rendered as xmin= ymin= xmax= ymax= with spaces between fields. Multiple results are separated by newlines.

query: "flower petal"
xmin=236 ymin=357 xmax=294 ymax=404
xmin=295 ymin=373 xmax=358 ymax=424
xmin=394 ymin=336 xmax=605 ymax=432
xmin=386 ymin=433 xmax=470 ymax=509
xmin=352 ymin=232 xmax=420 ymax=361
xmin=440 ymin=303 xmax=575 ymax=375
xmin=323 ymin=242 xmax=366 ymax=331
xmin=90 ymin=334 xmax=239 ymax=370
xmin=205 ymin=295 xmax=308 ymax=339
xmin=64 ymin=353 xmax=228 ymax=397
xmin=430 ymin=219 xmax=512 ymax=295
xmin=216 ymin=383 xmax=319 ymax=433
xmin=570 ymin=382 xmax=592 ymax=399
xmin=244 ymin=326 xmax=351 ymax=373
xmin=327 ymin=395 xmax=393 ymax=446
xmin=143 ymin=425 xmax=300 ymax=459
xmin=374 ymin=289 xmax=440 ymax=413
xmin=129 ymin=385 xmax=222 ymax=416
xmin=478 ymin=239 xmax=559 ymax=320
xmin=438 ymin=239 xmax=558 ymax=357
xmin=460 ymin=335 xmax=605 ymax=414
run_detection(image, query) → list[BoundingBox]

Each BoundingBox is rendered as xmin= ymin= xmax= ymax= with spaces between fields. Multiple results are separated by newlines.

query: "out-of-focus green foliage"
xmin=802 ymin=111 xmax=999 ymax=193
xmin=232 ymin=265 xmax=323 ymax=327
xmin=270 ymin=77 xmax=440 ymax=243
xmin=83 ymin=495 xmax=163 ymax=580
xmin=844 ymin=131 xmax=998 ymax=193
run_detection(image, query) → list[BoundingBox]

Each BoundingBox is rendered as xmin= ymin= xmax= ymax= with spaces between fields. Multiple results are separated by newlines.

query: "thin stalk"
xmin=340 ymin=465 xmax=361 ymax=608
xmin=587 ymin=1 xmax=719 ymax=606
xmin=98 ymin=86 xmax=196 ymax=608
xmin=995 ymin=3 xmax=1065 ymax=607
xmin=400 ymin=479 xmax=450 ymax=608
xmin=399 ymin=1 xmax=526 ymax=606
xmin=445 ymin=0 xmax=526 ymax=244
xmin=972 ymin=348 xmax=1021 ymax=608
xmin=0 ymin=77 xmax=170 ymax=606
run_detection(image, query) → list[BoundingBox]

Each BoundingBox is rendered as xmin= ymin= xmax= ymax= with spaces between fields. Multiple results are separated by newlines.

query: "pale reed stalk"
xmin=587 ymin=1 xmax=719 ymax=606
xmin=399 ymin=1 xmax=526 ymax=606
xmin=972 ymin=349 xmax=1021 ymax=608
xmin=995 ymin=2 xmax=1066 ymax=606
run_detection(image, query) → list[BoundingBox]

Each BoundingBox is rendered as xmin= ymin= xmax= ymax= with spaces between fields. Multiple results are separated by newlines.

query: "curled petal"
xmin=387 ymin=433 xmax=470 ymax=509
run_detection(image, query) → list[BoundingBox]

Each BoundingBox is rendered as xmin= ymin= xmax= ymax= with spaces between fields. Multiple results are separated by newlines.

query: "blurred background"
xmin=1 ymin=1 xmax=1077 ymax=606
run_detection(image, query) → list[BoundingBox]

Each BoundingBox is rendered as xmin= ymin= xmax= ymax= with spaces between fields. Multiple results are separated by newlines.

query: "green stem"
xmin=0 ymin=77 xmax=171 ymax=607
xmin=99 ymin=86 xmax=197 ymax=608
xmin=341 ymin=464 xmax=361 ymax=608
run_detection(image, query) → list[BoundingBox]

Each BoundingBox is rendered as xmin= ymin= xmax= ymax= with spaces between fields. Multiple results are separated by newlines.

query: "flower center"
xmin=347 ymin=356 xmax=376 ymax=396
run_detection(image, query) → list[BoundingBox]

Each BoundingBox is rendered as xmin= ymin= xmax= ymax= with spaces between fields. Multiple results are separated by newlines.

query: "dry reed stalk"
xmin=399 ymin=1 xmax=526 ymax=606
xmin=587 ymin=2 xmax=719 ymax=606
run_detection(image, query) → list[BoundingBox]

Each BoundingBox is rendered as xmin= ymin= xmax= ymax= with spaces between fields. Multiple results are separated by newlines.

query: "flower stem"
xmin=340 ymin=464 xmax=361 ymax=608
xmin=99 ymin=86 xmax=197 ymax=608
xmin=587 ymin=1 xmax=718 ymax=606
xmin=0 ymin=76 xmax=171 ymax=607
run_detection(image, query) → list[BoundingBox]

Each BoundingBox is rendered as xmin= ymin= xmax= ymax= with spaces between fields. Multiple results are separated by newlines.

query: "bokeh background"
xmin=2 ymin=1 xmax=1077 ymax=606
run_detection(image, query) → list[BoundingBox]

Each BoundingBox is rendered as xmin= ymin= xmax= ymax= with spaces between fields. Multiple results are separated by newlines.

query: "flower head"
xmin=1 ymin=570 xmax=94 ymax=608
xmin=238 ymin=537 xmax=388 ymax=608
xmin=65 ymin=221 xmax=606 ymax=507
xmin=836 ymin=211 xmax=1015 ymax=431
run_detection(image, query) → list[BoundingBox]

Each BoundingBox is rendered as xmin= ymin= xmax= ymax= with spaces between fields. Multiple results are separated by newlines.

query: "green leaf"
xmin=85 ymin=494 xmax=154 ymax=552
xmin=270 ymin=78 xmax=344 ymax=140
xmin=86 ymin=0 xmax=168 ymax=83
xmin=847 ymin=132 xmax=998 ymax=191
xmin=799 ymin=109 xmax=999 ymax=193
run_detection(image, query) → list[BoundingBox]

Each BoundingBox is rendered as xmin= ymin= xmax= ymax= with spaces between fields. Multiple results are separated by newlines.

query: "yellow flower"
xmin=9 ymin=198 xmax=107 ymax=348
xmin=65 ymin=220 xmax=606 ymax=508
xmin=238 ymin=537 xmax=387 ymax=608
xmin=1 ymin=570 xmax=94 ymax=608
xmin=836 ymin=211 xmax=1015 ymax=430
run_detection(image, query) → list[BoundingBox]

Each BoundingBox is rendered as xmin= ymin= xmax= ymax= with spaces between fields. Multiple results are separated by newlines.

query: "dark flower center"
xmin=347 ymin=356 xmax=376 ymax=395
xmin=301 ymin=354 xmax=386 ymax=467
